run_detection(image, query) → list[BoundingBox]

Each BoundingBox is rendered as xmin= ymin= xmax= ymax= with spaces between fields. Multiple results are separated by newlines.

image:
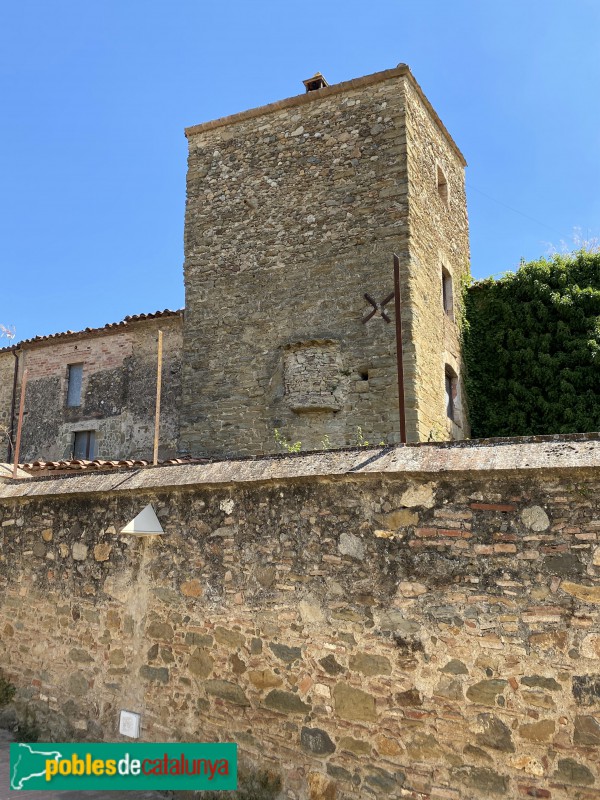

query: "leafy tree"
xmin=464 ymin=251 xmax=600 ymax=437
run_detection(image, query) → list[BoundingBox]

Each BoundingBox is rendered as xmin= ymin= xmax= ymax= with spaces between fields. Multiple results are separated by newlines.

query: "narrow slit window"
xmin=442 ymin=267 xmax=453 ymax=317
xmin=67 ymin=363 xmax=83 ymax=407
xmin=445 ymin=367 xmax=457 ymax=421
xmin=73 ymin=430 xmax=96 ymax=460
xmin=437 ymin=166 xmax=448 ymax=205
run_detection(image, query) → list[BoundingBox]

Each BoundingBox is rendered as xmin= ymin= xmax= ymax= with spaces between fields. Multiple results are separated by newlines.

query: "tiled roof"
xmin=20 ymin=456 xmax=200 ymax=475
xmin=0 ymin=309 xmax=183 ymax=353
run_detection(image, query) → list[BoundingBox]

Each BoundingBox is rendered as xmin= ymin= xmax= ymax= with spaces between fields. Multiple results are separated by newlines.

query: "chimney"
xmin=303 ymin=72 xmax=329 ymax=93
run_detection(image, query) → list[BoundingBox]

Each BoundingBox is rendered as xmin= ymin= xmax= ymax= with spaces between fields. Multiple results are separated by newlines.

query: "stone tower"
xmin=181 ymin=64 xmax=469 ymax=457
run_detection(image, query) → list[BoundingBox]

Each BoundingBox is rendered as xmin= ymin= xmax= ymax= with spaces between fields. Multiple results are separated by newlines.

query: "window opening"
xmin=437 ymin=166 xmax=448 ymax=205
xmin=445 ymin=367 xmax=457 ymax=421
xmin=442 ymin=267 xmax=453 ymax=317
xmin=73 ymin=430 xmax=96 ymax=460
xmin=67 ymin=363 xmax=83 ymax=407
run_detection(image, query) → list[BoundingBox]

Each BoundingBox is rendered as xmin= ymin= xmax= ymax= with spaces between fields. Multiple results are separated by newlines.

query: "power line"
xmin=466 ymin=181 xmax=569 ymax=241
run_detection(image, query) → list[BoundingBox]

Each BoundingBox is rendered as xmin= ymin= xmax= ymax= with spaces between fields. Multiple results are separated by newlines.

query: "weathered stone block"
xmin=521 ymin=505 xmax=550 ymax=531
xmin=364 ymin=768 xmax=404 ymax=794
xmin=518 ymin=719 xmax=555 ymax=742
xmin=574 ymin=714 xmax=600 ymax=746
xmin=263 ymin=689 xmax=310 ymax=715
xmin=214 ymin=626 xmax=245 ymax=648
xmin=572 ymin=675 xmax=600 ymax=706
xmin=204 ymin=680 xmax=249 ymax=706
xmin=319 ymin=655 xmax=344 ymax=675
xmin=349 ymin=653 xmax=391 ymax=676
xmin=561 ymin=582 xmax=600 ymax=603
xmin=400 ymin=483 xmax=436 ymax=508
xmin=301 ymin=727 xmax=336 ymax=755
xmin=139 ymin=665 xmax=169 ymax=684
xmin=339 ymin=736 xmax=371 ymax=756
xmin=68 ymin=671 xmax=89 ymax=696
xmin=93 ymin=543 xmax=112 ymax=562
xmin=452 ymin=766 xmax=508 ymax=795
xmin=333 ymin=683 xmax=376 ymax=722
xmin=396 ymin=688 xmax=422 ymax=706
xmin=269 ymin=642 xmax=302 ymax=663
xmin=442 ymin=658 xmax=468 ymax=675
xmin=553 ymin=757 xmax=595 ymax=786
xmin=376 ymin=509 xmax=418 ymax=529
xmin=68 ymin=648 xmax=93 ymax=664
xmin=188 ymin=648 xmax=213 ymax=679
xmin=146 ymin=621 xmax=174 ymax=641
xmin=248 ymin=670 xmax=283 ymax=690
xmin=72 ymin=543 xmax=88 ymax=561
xmin=307 ymin=772 xmax=336 ymax=800
xmin=180 ymin=579 xmax=202 ymax=597
xmin=520 ymin=675 xmax=560 ymax=691
xmin=476 ymin=714 xmax=514 ymax=752
xmin=338 ymin=532 xmax=365 ymax=560
xmin=466 ymin=680 xmax=507 ymax=706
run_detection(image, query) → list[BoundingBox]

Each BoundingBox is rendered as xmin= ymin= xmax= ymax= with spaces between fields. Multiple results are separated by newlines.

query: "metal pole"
xmin=393 ymin=254 xmax=407 ymax=444
xmin=153 ymin=330 xmax=163 ymax=465
xmin=12 ymin=367 xmax=28 ymax=479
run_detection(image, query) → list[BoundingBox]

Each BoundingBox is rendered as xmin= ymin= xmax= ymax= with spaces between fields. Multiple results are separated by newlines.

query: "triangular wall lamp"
xmin=120 ymin=504 xmax=165 ymax=536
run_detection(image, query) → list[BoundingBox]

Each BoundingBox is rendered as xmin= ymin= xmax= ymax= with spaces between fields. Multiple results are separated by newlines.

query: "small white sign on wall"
xmin=119 ymin=710 xmax=141 ymax=739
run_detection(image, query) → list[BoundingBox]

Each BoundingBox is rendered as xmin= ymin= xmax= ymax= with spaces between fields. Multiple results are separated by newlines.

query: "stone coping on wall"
xmin=0 ymin=464 xmax=29 ymax=481
xmin=0 ymin=433 xmax=598 ymax=500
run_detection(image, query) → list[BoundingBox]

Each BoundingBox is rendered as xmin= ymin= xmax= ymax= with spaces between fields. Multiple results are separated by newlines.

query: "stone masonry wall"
xmin=0 ymin=352 xmax=16 ymax=460
xmin=181 ymin=66 xmax=467 ymax=457
xmin=0 ymin=439 xmax=599 ymax=799
xmin=3 ymin=314 xmax=182 ymax=462
xmin=182 ymin=66 xmax=468 ymax=455
xmin=404 ymin=79 xmax=470 ymax=441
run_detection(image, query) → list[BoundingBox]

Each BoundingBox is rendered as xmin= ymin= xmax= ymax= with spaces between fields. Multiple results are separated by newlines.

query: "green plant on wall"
xmin=355 ymin=426 xmax=369 ymax=447
xmin=464 ymin=250 xmax=600 ymax=437
xmin=273 ymin=429 xmax=301 ymax=454
xmin=0 ymin=670 xmax=15 ymax=707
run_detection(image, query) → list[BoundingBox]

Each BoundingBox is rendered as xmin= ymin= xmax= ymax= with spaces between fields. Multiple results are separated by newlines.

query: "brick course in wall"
xmin=0 ymin=436 xmax=599 ymax=799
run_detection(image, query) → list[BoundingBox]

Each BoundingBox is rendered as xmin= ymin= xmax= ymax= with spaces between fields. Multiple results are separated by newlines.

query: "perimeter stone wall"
xmin=1 ymin=314 xmax=182 ymax=463
xmin=181 ymin=67 xmax=469 ymax=457
xmin=0 ymin=440 xmax=599 ymax=799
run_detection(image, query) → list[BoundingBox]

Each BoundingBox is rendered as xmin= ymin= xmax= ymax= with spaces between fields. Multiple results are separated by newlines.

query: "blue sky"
xmin=2 ymin=1 xmax=599 ymax=342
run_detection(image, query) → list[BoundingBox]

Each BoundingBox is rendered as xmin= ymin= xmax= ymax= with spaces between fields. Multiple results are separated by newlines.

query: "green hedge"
xmin=464 ymin=251 xmax=600 ymax=437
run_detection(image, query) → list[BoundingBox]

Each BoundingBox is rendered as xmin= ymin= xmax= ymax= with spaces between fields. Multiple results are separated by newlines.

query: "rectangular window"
xmin=67 ymin=364 xmax=83 ymax=407
xmin=73 ymin=430 xmax=96 ymax=460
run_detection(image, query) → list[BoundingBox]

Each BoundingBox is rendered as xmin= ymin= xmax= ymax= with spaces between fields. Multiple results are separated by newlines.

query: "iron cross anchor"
xmin=361 ymin=291 xmax=395 ymax=324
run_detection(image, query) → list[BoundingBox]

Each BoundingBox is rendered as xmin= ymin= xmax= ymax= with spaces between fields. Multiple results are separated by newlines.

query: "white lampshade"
xmin=120 ymin=504 xmax=165 ymax=536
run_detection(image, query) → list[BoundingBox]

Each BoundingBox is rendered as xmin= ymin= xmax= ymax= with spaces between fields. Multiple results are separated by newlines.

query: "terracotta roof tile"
xmin=20 ymin=456 xmax=200 ymax=475
xmin=0 ymin=309 xmax=183 ymax=353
